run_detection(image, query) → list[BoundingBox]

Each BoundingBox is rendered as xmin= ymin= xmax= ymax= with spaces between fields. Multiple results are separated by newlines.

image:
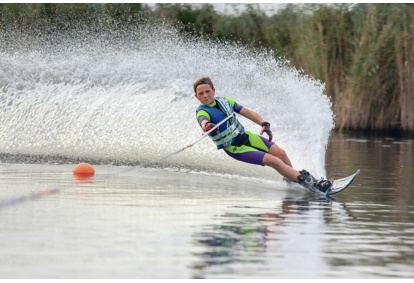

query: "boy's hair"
xmin=193 ymin=77 xmax=215 ymax=93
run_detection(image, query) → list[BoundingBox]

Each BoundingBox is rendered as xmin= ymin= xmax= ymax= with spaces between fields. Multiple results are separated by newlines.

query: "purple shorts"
xmin=224 ymin=131 xmax=274 ymax=166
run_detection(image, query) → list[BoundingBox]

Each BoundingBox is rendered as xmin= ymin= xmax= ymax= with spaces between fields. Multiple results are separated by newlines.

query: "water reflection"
xmin=191 ymin=195 xmax=353 ymax=278
xmin=193 ymin=223 xmax=267 ymax=268
xmin=0 ymin=172 xmax=95 ymax=209
xmin=326 ymin=133 xmax=414 ymax=206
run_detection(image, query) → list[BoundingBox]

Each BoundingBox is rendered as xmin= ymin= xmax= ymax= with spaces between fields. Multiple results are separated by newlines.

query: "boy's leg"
xmin=243 ymin=131 xmax=293 ymax=168
xmin=262 ymin=153 xmax=300 ymax=181
xmin=224 ymin=147 xmax=300 ymax=182
xmin=268 ymin=144 xmax=293 ymax=168
xmin=224 ymin=131 xmax=300 ymax=181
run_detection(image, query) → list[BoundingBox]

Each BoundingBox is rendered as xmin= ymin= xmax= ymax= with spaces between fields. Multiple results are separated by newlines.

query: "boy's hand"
xmin=260 ymin=122 xmax=273 ymax=142
xmin=205 ymin=122 xmax=216 ymax=132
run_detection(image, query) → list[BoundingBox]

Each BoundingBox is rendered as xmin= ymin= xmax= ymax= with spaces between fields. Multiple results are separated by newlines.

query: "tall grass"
xmin=326 ymin=4 xmax=414 ymax=133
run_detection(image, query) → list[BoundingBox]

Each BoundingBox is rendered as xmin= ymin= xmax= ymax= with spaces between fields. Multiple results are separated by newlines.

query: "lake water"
xmin=0 ymin=132 xmax=413 ymax=279
xmin=1 ymin=18 xmax=413 ymax=279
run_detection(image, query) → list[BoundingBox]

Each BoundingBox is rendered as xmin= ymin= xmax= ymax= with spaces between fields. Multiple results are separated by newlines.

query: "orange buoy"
xmin=72 ymin=162 xmax=95 ymax=177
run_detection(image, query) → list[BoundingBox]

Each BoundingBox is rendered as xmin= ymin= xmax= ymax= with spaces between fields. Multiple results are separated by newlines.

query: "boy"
xmin=194 ymin=76 xmax=332 ymax=193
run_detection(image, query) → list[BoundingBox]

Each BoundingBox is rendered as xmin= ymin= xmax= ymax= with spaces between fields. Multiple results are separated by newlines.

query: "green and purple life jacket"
xmin=196 ymin=97 xmax=245 ymax=149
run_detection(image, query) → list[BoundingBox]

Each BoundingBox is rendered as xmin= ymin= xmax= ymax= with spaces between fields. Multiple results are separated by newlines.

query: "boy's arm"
xmin=196 ymin=110 xmax=211 ymax=131
xmin=239 ymin=107 xmax=266 ymax=126
xmin=239 ymin=107 xmax=273 ymax=141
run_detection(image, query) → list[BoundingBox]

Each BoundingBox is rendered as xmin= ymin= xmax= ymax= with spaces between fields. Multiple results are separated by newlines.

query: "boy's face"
xmin=194 ymin=84 xmax=215 ymax=105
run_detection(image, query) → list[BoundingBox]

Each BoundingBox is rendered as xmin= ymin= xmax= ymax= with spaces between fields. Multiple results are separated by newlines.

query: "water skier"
xmin=194 ymin=76 xmax=332 ymax=193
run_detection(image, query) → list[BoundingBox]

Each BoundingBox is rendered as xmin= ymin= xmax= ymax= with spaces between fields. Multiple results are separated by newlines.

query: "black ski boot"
xmin=314 ymin=178 xmax=333 ymax=194
xmin=297 ymin=170 xmax=318 ymax=191
xmin=297 ymin=170 xmax=332 ymax=194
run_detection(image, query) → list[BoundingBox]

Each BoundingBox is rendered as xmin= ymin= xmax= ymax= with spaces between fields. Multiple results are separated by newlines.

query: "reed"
xmin=336 ymin=4 xmax=414 ymax=133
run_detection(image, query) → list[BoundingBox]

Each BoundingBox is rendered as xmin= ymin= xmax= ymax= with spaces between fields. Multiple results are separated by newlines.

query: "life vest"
xmin=196 ymin=97 xmax=245 ymax=149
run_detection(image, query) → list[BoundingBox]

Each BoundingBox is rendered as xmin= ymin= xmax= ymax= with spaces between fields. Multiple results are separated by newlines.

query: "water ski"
xmin=285 ymin=169 xmax=360 ymax=196
xmin=327 ymin=169 xmax=360 ymax=195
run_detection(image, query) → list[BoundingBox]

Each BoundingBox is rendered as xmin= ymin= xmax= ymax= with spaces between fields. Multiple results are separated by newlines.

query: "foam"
xmin=0 ymin=19 xmax=334 ymax=179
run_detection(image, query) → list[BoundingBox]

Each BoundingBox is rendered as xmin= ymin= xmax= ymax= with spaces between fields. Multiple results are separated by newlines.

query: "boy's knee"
xmin=263 ymin=154 xmax=283 ymax=168
xmin=273 ymin=147 xmax=287 ymax=159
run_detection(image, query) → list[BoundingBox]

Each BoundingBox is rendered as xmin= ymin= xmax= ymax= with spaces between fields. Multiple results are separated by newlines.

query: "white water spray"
xmin=0 ymin=19 xmax=334 ymax=180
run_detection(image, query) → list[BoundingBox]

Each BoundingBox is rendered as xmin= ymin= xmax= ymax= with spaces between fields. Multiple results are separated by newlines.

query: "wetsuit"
xmin=196 ymin=97 xmax=274 ymax=166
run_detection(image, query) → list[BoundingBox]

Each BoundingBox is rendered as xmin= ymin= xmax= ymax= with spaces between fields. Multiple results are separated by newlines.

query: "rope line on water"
xmin=142 ymin=113 xmax=233 ymax=166
xmin=110 ymin=113 xmax=235 ymax=176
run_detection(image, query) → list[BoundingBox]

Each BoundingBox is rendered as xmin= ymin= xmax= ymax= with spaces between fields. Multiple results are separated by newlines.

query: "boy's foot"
xmin=297 ymin=169 xmax=318 ymax=190
xmin=297 ymin=170 xmax=332 ymax=194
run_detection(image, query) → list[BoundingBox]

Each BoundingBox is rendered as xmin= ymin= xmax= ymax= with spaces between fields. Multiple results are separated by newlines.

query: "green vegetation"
xmin=1 ymin=3 xmax=413 ymax=135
